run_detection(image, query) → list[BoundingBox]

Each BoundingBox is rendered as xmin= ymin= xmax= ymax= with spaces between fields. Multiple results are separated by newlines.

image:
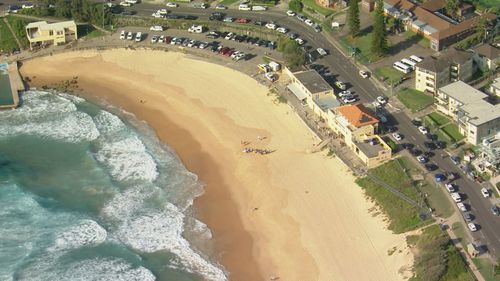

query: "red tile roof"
xmin=336 ymin=104 xmax=379 ymax=128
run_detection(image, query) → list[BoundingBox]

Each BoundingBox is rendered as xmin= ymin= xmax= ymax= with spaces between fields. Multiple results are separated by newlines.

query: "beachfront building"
xmin=473 ymin=44 xmax=500 ymax=72
xmin=328 ymin=104 xmax=392 ymax=168
xmin=382 ymin=0 xmax=496 ymax=51
xmin=415 ymin=48 xmax=473 ymax=94
xmin=285 ymin=69 xmax=339 ymax=120
xmin=490 ymin=77 xmax=500 ymax=97
xmin=436 ymin=81 xmax=500 ymax=145
xmin=25 ymin=21 xmax=78 ymax=50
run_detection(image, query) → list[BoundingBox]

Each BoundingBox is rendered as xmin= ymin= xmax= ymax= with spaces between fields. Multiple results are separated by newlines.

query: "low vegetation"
xmin=356 ymin=158 xmax=432 ymax=233
xmin=302 ymin=0 xmax=333 ymax=16
xmin=397 ymin=88 xmax=436 ymax=112
xmin=277 ymin=37 xmax=304 ymax=68
xmin=6 ymin=16 xmax=32 ymax=48
xmin=288 ymin=0 xmax=303 ymax=12
xmin=426 ymin=112 xmax=450 ymax=127
xmin=410 ymin=225 xmax=473 ymax=281
xmin=373 ymin=65 xmax=404 ymax=82
xmin=472 ymin=258 xmax=500 ymax=281
xmin=0 ymin=19 xmax=18 ymax=53
xmin=404 ymin=30 xmax=430 ymax=48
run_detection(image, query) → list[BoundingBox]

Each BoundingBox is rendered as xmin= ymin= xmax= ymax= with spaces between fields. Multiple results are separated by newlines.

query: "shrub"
xmin=288 ymin=0 xmax=303 ymax=12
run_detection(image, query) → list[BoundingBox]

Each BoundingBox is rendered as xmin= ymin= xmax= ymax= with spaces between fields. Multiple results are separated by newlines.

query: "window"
xmin=49 ymin=31 xmax=53 ymax=36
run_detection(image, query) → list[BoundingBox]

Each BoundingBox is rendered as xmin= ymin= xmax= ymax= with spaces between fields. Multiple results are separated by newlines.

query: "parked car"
xmin=424 ymin=163 xmax=438 ymax=171
xmin=276 ymin=27 xmax=288 ymax=34
xmin=451 ymin=192 xmax=461 ymax=203
xmin=150 ymin=25 xmax=163 ymax=31
xmin=392 ymin=133 xmax=402 ymax=141
xmin=335 ymin=81 xmax=347 ymax=90
xmin=305 ymin=19 xmax=314 ymax=26
xmin=342 ymin=96 xmax=356 ymax=103
xmin=237 ymin=18 xmax=250 ymax=23
xmin=424 ymin=142 xmax=436 ymax=150
xmin=457 ymin=202 xmax=467 ymax=212
xmin=467 ymin=223 xmax=478 ymax=232
xmin=150 ymin=35 xmax=158 ymax=43
xmin=416 ymin=155 xmax=428 ymax=163
xmin=463 ymin=212 xmax=473 ymax=222
xmin=215 ymin=4 xmax=227 ymax=9
xmin=481 ymin=188 xmax=490 ymax=198
xmin=376 ymin=96 xmax=387 ymax=104
xmin=418 ymin=126 xmax=428 ymax=134
xmin=223 ymin=17 xmax=234 ymax=23
xmin=265 ymin=22 xmax=277 ymax=30
xmin=286 ymin=10 xmax=296 ymax=16
xmin=296 ymin=14 xmax=307 ymax=21
xmin=254 ymin=20 xmax=265 ymax=26
xmin=120 ymin=30 xmax=126 ymax=40
xmin=491 ymin=205 xmax=499 ymax=216
xmin=287 ymin=33 xmax=298 ymax=39
xmin=295 ymin=38 xmax=305 ymax=45
xmin=451 ymin=156 xmax=461 ymax=165
xmin=411 ymin=119 xmax=422 ymax=127
xmin=445 ymin=183 xmax=456 ymax=193
xmin=359 ymin=70 xmax=370 ymax=78
xmin=338 ymin=90 xmax=352 ymax=98
xmin=166 ymin=2 xmax=178 ymax=7
xmin=410 ymin=148 xmax=422 ymax=156
xmin=126 ymin=32 xmax=134 ymax=40
xmin=265 ymin=72 xmax=277 ymax=82
xmin=401 ymin=143 xmax=413 ymax=149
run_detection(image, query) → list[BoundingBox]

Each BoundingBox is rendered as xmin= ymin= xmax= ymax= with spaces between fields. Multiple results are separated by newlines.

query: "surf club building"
xmin=328 ymin=104 xmax=392 ymax=168
xmin=285 ymin=69 xmax=339 ymax=120
xmin=25 ymin=20 xmax=78 ymax=50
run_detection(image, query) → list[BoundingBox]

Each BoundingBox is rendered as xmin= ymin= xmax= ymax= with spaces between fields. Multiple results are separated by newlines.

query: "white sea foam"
xmin=102 ymin=188 xmax=227 ymax=281
xmin=57 ymin=92 xmax=86 ymax=104
xmin=93 ymin=110 xmax=127 ymax=135
xmin=49 ymin=220 xmax=107 ymax=252
xmin=16 ymin=258 xmax=156 ymax=281
xmin=94 ymin=136 xmax=158 ymax=182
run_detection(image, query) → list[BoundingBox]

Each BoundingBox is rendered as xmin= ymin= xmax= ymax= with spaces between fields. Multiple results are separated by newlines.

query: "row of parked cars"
xmin=286 ymin=10 xmax=322 ymax=33
xmin=206 ymin=31 xmax=277 ymax=50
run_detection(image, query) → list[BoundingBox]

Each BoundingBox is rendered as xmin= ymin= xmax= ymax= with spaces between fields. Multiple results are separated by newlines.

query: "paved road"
xmin=124 ymin=1 xmax=500 ymax=260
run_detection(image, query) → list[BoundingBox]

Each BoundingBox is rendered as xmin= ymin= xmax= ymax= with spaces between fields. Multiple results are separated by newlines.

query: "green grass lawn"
xmin=0 ymin=20 xmax=18 ymax=53
xmin=427 ymin=112 xmax=450 ymax=126
xmin=441 ymin=245 xmax=475 ymax=281
xmin=476 ymin=0 xmax=499 ymax=8
xmin=420 ymin=182 xmax=454 ymax=218
xmin=6 ymin=16 xmax=32 ymax=49
xmin=404 ymin=30 xmax=430 ymax=48
xmin=442 ymin=124 xmax=464 ymax=142
xmin=472 ymin=258 xmax=499 ymax=281
xmin=356 ymin=157 xmax=433 ymax=233
xmin=397 ymin=88 xmax=436 ymax=112
xmin=373 ymin=66 xmax=404 ymax=82
xmin=451 ymin=222 xmax=470 ymax=247
xmin=341 ymin=32 xmax=387 ymax=64
xmin=302 ymin=0 xmax=334 ymax=16
xmin=219 ymin=0 xmax=240 ymax=6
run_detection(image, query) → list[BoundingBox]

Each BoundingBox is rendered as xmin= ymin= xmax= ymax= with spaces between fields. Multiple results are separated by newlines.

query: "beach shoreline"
xmin=19 ymin=48 xmax=413 ymax=281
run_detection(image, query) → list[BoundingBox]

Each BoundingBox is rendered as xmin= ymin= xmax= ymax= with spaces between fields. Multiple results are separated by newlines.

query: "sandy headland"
xmin=20 ymin=49 xmax=413 ymax=281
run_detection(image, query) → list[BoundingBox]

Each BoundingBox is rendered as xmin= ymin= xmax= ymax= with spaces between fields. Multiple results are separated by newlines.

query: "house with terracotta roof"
xmin=415 ymin=47 xmax=473 ymax=94
xmin=328 ymin=104 xmax=392 ymax=167
xmin=473 ymin=44 xmax=500 ymax=71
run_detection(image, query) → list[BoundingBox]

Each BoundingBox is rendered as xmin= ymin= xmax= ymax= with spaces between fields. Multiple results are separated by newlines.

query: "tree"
xmin=71 ymin=0 xmax=83 ymax=21
xmin=288 ymin=0 xmax=303 ymax=13
xmin=371 ymin=0 xmax=388 ymax=57
xmin=445 ymin=0 xmax=460 ymax=19
xmin=54 ymin=0 xmax=71 ymax=18
xmin=278 ymin=38 xmax=305 ymax=68
xmin=348 ymin=0 xmax=360 ymax=37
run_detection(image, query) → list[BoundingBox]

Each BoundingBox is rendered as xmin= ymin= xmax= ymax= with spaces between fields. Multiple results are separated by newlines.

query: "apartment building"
xmin=286 ymin=69 xmax=339 ymax=120
xmin=473 ymin=44 xmax=500 ymax=72
xmin=415 ymin=48 xmax=473 ymax=94
xmin=490 ymin=77 xmax=500 ymax=97
xmin=25 ymin=21 xmax=77 ymax=50
xmin=328 ymin=104 xmax=391 ymax=168
xmin=436 ymin=81 xmax=500 ymax=145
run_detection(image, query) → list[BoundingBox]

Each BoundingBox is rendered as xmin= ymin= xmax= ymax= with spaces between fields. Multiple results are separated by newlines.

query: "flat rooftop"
xmin=355 ymin=139 xmax=387 ymax=158
xmin=460 ymin=100 xmax=500 ymax=126
xmin=293 ymin=70 xmax=333 ymax=94
xmin=439 ymin=81 xmax=487 ymax=104
xmin=313 ymin=94 xmax=340 ymax=112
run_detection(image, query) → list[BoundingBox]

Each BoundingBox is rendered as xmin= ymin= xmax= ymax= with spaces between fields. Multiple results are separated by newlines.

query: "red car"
xmin=237 ymin=18 xmax=250 ymax=24
xmin=219 ymin=47 xmax=230 ymax=55
xmin=224 ymin=48 xmax=234 ymax=57
xmin=164 ymin=36 xmax=172 ymax=44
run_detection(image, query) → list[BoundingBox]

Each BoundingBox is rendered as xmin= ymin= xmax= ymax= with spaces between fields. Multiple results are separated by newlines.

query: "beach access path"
xmin=20 ymin=49 xmax=414 ymax=281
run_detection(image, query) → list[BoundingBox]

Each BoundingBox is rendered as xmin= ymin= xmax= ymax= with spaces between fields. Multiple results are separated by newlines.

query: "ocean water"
xmin=0 ymin=90 xmax=227 ymax=281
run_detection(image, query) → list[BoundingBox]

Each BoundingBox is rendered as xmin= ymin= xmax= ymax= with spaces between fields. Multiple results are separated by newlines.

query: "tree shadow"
xmin=388 ymin=33 xmax=424 ymax=56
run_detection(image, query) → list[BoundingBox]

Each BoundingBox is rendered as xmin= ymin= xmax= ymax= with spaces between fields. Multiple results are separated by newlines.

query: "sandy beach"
xmin=20 ymin=49 xmax=413 ymax=281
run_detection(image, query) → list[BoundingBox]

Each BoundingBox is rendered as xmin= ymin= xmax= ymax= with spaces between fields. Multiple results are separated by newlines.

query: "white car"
xmin=392 ymin=133 xmax=402 ymax=141
xmin=265 ymin=72 xmax=277 ymax=82
xmin=120 ymin=1 xmax=132 ymax=6
xmin=335 ymin=81 xmax=346 ymax=90
xmin=457 ymin=202 xmax=467 ymax=212
xmin=126 ymin=32 xmax=133 ymax=40
xmin=451 ymin=192 xmax=462 ymax=203
xmin=418 ymin=126 xmax=428 ymax=135
xmin=338 ymin=90 xmax=351 ymax=98
xmin=295 ymin=38 xmax=304 ymax=45
xmin=158 ymin=8 xmax=168 ymax=14
xmin=166 ymin=2 xmax=178 ymax=7
xmin=481 ymin=188 xmax=490 ymax=198
xmin=22 ymin=3 xmax=34 ymax=8
xmin=265 ymin=23 xmax=277 ymax=30
xmin=150 ymin=35 xmax=158 ymax=43
xmin=215 ymin=4 xmax=227 ymax=9
xmin=445 ymin=183 xmax=456 ymax=193
xmin=317 ymin=48 xmax=327 ymax=56
xmin=416 ymin=155 xmax=427 ymax=163
xmin=152 ymin=12 xmax=162 ymax=18
xmin=359 ymin=70 xmax=369 ymax=78
xmin=342 ymin=97 xmax=356 ymax=103
xmin=286 ymin=10 xmax=296 ymax=16
xmin=305 ymin=19 xmax=314 ymax=26
xmin=276 ymin=27 xmax=288 ymax=34
xmin=150 ymin=25 xmax=163 ymax=31
xmin=467 ymin=223 xmax=477 ymax=232
xmin=119 ymin=30 xmax=126 ymax=40
xmin=158 ymin=35 xmax=165 ymax=43
xmin=238 ymin=4 xmax=251 ymax=10
xmin=376 ymin=96 xmax=387 ymax=104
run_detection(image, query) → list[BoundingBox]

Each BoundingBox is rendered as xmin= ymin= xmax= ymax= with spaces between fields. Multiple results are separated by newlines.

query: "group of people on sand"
xmin=241 ymin=136 xmax=273 ymax=155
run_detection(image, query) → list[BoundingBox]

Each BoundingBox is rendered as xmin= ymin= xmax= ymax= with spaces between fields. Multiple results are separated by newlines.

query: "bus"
xmin=393 ymin=62 xmax=411 ymax=74
xmin=401 ymin=58 xmax=417 ymax=68
xmin=410 ymin=55 xmax=423 ymax=63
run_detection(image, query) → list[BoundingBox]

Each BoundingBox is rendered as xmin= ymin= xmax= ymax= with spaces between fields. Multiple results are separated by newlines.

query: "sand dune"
xmin=20 ymin=49 xmax=413 ymax=281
